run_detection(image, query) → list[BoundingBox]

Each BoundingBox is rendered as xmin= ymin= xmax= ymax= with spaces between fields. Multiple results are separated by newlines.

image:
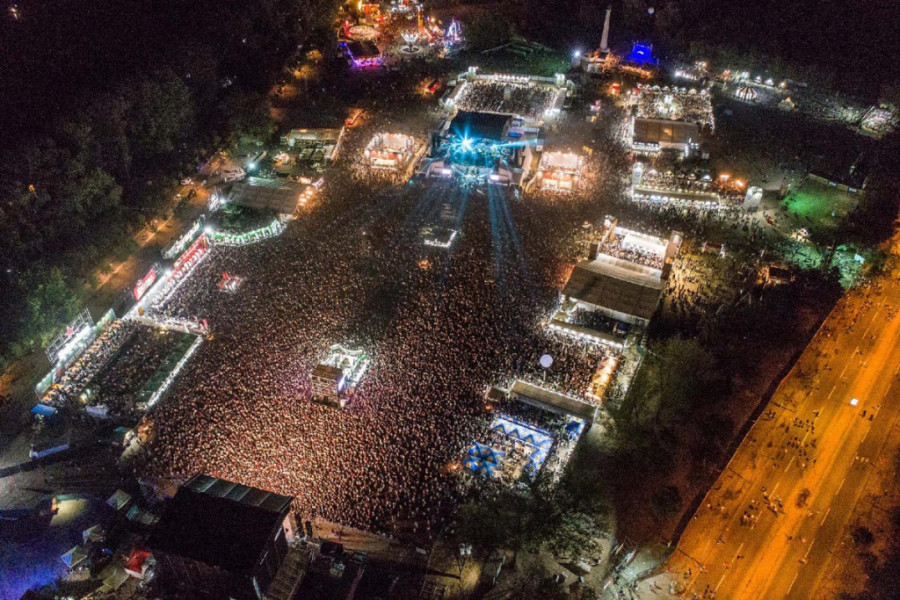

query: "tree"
xmin=125 ymin=70 xmax=195 ymax=160
xmin=650 ymin=485 xmax=683 ymax=521
xmin=851 ymin=526 xmax=875 ymax=548
xmin=464 ymin=14 xmax=513 ymax=53
xmin=546 ymin=512 xmax=607 ymax=559
xmin=15 ymin=266 xmax=82 ymax=352
xmin=226 ymin=90 xmax=276 ymax=145
xmin=451 ymin=489 xmax=556 ymax=553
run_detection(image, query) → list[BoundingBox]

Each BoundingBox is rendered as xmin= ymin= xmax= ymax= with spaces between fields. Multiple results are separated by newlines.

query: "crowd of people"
xmin=87 ymin=325 xmax=191 ymax=419
xmin=635 ymin=167 xmax=719 ymax=195
xmin=456 ymin=81 xmax=558 ymax=120
xmin=859 ymin=106 xmax=898 ymax=137
xmin=504 ymin=330 xmax=616 ymax=404
xmin=42 ymin=320 xmax=135 ymax=408
xmin=631 ymin=86 xmax=715 ymax=128
xmin=569 ymin=308 xmax=631 ymax=338
xmin=598 ymin=239 xmax=665 ymax=269
xmin=138 ymin=167 xmax=609 ymax=538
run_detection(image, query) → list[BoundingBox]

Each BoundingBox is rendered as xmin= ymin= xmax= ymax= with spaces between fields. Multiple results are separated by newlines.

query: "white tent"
xmin=106 ymin=489 xmax=132 ymax=510
xmin=82 ymin=524 xmax=104 ymax=544
xmin=98 ymin=565 xmax=129 ymax=592
xmin=60 ymin=545 xmax=88 ymax=569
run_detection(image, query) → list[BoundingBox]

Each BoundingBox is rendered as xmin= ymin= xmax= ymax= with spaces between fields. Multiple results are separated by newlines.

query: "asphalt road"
xmin=669 ymin=254 xmax=900 ymax=599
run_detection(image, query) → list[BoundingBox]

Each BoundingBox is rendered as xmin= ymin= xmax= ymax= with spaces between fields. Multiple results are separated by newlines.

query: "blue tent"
xmin=31 ymin=404 xmax=58 ymax=418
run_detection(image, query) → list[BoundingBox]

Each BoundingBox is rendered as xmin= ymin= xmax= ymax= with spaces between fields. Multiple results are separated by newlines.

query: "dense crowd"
xmin=859 ymin=106 xmax=898 ymax=136
xmin=598 ymin=240 xmax=665 ymax=269
xmin=632 ymin=87 xmax=715 ymax=128
xmin=88 ymin=325 xmax=191 ymax=418
xmin=42 ymin=320 xmax=135 ymax=408
xmin=456 ymin=81 xmax=557 ymax=120
xmin=504 ymin=330 xmax=617 ymax=404
xmin=569 ymin=308 xmax=631 ymax=338
xmin=635 ymin=168 xmax=720 ymax=195
xmin=139 ymin=171 xmax=604 ymax=537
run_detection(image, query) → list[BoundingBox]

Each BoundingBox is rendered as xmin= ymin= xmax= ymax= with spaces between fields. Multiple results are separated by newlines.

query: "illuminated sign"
xmin=163 ymin=219 xmax=202 ymax=259
xmin=133 ymin=268 xmax=157 ymax=301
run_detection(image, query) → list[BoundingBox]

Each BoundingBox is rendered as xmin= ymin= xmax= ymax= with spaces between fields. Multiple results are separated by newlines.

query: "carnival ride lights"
xmin=401 ymin=31 xmax=419 ymax=50
xmin=445 ymin=19 xmax=462 ymax=45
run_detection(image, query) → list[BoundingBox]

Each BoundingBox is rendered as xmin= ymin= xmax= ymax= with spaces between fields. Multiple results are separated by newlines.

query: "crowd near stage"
xmin=131 ymin=177 xmax=625 ymax=539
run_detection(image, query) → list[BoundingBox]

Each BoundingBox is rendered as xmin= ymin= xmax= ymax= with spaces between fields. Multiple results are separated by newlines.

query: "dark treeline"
xmin=0 ymin=0 xmax=337 ymax=363
xmin=510 ymin=0 xmax=900 ymax=101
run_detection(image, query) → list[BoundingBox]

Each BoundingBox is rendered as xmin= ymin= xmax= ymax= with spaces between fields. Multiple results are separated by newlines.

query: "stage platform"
xmin=508 ymin=380 xmax=598 ymax=423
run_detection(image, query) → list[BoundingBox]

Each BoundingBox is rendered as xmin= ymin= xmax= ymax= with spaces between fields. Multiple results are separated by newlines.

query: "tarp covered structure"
xmin=125 ymin=549 xmax=152 ymax=578
xmin=60 ymin=545 xmax=88 ymax=569
xmin=464 ymin=442 xmax=504 ymax=477
xmin=450 ymin=111 xmax=511 ymax=142
xmin=565 ymin=417 xmax=586 ymax=440
xmin=107 ymin=489 xmax=132 ymax=510
xmin=30 ymin=403 xmax=58 ymax=418
xmin=226 ymin=177 xmax=307 ymax=214
xmin=633 ymin=118 xmax=698 ymax=147
xmin=563 ymin=256 xmax=664 ymax=325
xmin=491 ymin=417 xmax=553 ymax=449
xmin=100 ymin=566 xmax=129 ymax=591
xmin=82 ymin=524 xmax=104 ymax=544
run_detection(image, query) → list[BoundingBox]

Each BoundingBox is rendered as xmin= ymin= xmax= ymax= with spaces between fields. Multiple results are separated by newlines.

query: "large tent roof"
xmin=509 ymin=380 xmax=597 ymax=422
xmin=563 ymin=256 xmax=664 ymax=322
xmin=60 ymin=545 xmax=88 ymax=569
xmin=633 ymin=118 xmax=699 ymax=146
xmin=149 ymin=475 xmax=292 ymax=576
xmin=346 ymin=40 xmax=381 ymax=59
xmin=449 ymin=111 xmax=510 ymax=142
xmin=106 ymin=489 xmax=132 ymax=510
xmin=226 ymin=177 xmax=305 ymax=214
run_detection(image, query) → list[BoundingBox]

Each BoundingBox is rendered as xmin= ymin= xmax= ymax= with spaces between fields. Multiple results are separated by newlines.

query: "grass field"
xmin=783 ymin=179 xmax=859 ymax=235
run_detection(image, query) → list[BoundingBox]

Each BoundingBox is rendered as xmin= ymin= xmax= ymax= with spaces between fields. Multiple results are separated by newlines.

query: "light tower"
xmin=600 ymin=6 xmax=612 ymax=52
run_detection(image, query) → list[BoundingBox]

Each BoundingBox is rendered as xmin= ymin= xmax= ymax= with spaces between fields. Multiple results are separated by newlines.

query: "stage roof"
xmin=312 ymin=364 xmax=342 ymax=381
xmin=633 ymin=118 xmax=699 ymax=146
xmin=541 ymin=152 xmax=580 ymax=171
xmin=149 ymin=475 xmax=292 ymax=576
xmin=509 ymin=380 xmax=597 ymax=422
xmin=287 ymin=128 xmax=342 ymax=142
xmin=450 ymin=111 xmax=510 ymax=142
xmin=227 ymin=177 xmax=305 ymax=214
xmin=347 ymin=40 xmax=380 ymax=59
xmin=563 ymin=256 xmax=664 ymax=322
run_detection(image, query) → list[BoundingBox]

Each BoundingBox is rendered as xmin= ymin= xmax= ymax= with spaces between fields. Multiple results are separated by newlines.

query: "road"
xmin=668 ymin=251 xmax=900 ymax=599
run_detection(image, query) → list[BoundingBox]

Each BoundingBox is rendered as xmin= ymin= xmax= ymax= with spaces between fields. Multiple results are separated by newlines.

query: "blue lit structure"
xmin=626 ymin=42 xmax=658 ymax=66
xmin=341 ymin=40 xmax=382 ymax=68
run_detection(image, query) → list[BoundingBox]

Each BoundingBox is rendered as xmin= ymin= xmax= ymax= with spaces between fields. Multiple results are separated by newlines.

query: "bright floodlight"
xmin=573 ymin=50 xmax=581 ymax=58
xmin=461 ymin=137 xmax=473 ymax=150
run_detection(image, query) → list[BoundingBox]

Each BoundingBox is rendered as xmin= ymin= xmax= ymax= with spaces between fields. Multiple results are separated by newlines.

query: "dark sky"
xmin=1 ymin=0 xmax=898 ymax=142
